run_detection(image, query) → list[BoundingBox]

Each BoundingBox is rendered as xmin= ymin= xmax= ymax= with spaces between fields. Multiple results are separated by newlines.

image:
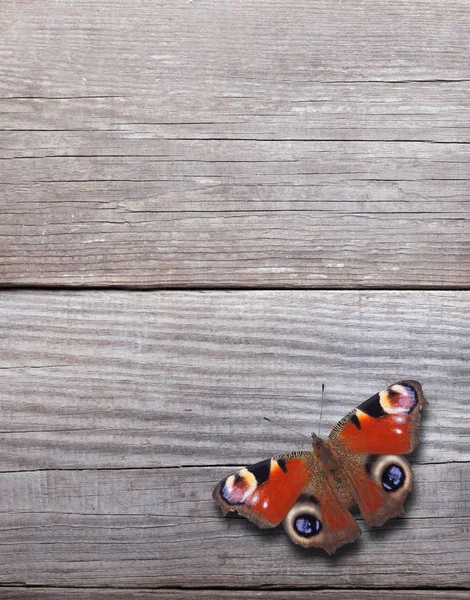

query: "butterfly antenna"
xmin=263 ymin=417 xmax=310 ymax=440
xmin=317 ymin=383 xmax=325 ymax=438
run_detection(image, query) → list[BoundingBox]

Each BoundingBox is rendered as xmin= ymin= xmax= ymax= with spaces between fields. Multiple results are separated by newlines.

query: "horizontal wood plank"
xmin=0 ymin=290 xmax=468 ymax=469
xmin=0 ymin=462 xmax=466 ymax=522
xmin=0 ymin=462 xmax=466 ymax=588
xmin=0 ymin=592 xmax=468 ymax=599
xmin=1 ymin=141 xmax=469 ymax=287
xmin=1 ymin=0 xmax=469 ymax=287
xmin=1 ymin=160 xmax=469 ymax=288
xmin=2 ymin=81 xmax=470 ymax=142
xmin=0 ymin=291 xmax=468 ymax=588
xmin=2 ymin=0 xmax=470 ymax=95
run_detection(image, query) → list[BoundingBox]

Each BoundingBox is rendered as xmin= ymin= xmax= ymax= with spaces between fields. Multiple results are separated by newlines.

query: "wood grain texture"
xmin=1 ymin=0 xmax=469 ymax=287
xmin=1 ymin=592 xmax=468 ymax=600
xmin=0 ymin=290 xmax=468 ymax=469
xmin=2 ymin=0 xmax=470 ymax=95
xmin=1 ymin=0 xmax=469 ymax=593
xmin=0 ymin=463 xmax=466 ymax=588
xmin=0 ymin=291 xmax=468 ymax=588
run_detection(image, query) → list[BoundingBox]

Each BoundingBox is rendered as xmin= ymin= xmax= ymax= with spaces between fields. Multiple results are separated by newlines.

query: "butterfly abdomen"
xmin=312 ymin=438 xmax=341 ymax=473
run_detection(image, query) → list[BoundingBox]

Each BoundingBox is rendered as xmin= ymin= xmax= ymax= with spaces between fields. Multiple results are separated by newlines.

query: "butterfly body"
xmin=213 ymin=380 xmax=428 ymax=554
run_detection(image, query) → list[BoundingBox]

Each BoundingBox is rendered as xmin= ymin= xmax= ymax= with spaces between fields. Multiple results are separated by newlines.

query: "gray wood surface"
xmin=1 ymin=0 xmax=469 ymax=595
xmin=0 ymin=462 xmax=466 ymax=588
xmin=1 ymin=0 xmax=469 ymax=287
xmin=1 ymin=290 xmax=468 ymax=469
xmin=0 ymin=291 xmax=468 ymax=589
xmin=0 ymin=592 xmax=467 ymax=600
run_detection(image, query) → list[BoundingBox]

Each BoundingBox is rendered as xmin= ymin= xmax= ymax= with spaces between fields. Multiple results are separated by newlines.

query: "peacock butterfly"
xmin=213 ymin=380 xmax=428 ymax=554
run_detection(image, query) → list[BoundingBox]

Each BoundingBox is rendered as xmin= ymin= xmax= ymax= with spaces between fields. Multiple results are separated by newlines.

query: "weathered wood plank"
xmin=4 ymin=140 xmax=468 ymax=183
xmin=0 ymin=291 xmax=468 ymax=469
xmin=1 ymin=138 xmax=468 ymax=288
xmin=0 ymin=463 xmax=466 ymax=588
xmin=2 ymin=0 xmax=469 ymax=96
xmin=2 ymin=82 xmax=470 ymax=143
xmin=1 ymin=141 xmax=469 ymax=289
xmin=1 ymin=0 xmax=469 ymax=287
xmin=0 ymin=462 xmax=466 ymax=522
xmin=1 ymin=591 xmax=467 ymax=599
xmin=0 ymin=515 xmax=460 ymax=588
xmin=1 ymin=170 xmax=469 ymax=288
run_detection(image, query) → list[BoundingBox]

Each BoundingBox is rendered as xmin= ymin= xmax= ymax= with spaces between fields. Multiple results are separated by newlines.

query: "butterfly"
xmin=213 ymin=380 xmax=428 ymax=554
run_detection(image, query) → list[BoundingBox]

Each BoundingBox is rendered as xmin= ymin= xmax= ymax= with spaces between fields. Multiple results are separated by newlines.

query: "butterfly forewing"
xmin=213 ymin=452 xmax=314 ymax=528
xmin=328 ymin=380 xmax=428 ymax=455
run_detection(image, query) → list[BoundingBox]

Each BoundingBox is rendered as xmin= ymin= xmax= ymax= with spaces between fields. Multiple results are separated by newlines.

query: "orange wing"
xmin=213 ymin=452 xmax=361 ymax=554
xmin=283 ymin=465 xmax=361 ymax=554
xmin=328 ymin=380 xmax=428 ymax=455
xmin=328 ymin=380 xmax=428 ymax=527
xmin=213 ymin=453 xmax=313 ymax=528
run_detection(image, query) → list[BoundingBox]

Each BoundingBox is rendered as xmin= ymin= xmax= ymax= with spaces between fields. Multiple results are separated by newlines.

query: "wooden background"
xmin=0 ymin=1 xmax=469 ymax=598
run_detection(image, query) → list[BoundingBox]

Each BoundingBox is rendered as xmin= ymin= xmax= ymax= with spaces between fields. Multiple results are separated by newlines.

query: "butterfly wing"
xmin=328 ymin=380 xmax=428 ymax=526
xmin=329 ymin=380 xmax=428 ymax=454
xmin=213 ymin=452 xmax=361 ymax=554
xmin=212 ymin=452 xmax=313 ymax=528
xmin=283 ymin=464 xmax=361 ymax=554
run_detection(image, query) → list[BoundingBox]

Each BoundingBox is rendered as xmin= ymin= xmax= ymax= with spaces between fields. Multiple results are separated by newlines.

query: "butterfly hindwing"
xmin=283 ymin=464 xmax=361 ymax=554
xmin=332 ymin=450 xmax=414 ymax=527
xmin=212 ymin=452 xmax=313 ymax=528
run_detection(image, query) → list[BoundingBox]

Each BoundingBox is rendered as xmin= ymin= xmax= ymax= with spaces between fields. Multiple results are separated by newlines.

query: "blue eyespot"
xmin=382 ymin=464 xmax=405 ymax=492
xmin=294 ymin=514 xmax=322 ymax=538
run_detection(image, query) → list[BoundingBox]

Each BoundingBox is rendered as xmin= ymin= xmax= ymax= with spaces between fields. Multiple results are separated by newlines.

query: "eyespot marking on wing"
xmin=381 ymin=463 xmax=406 ymax=492
xmin=294 ymin=514 xmax=323 ymax=538
xmin=220 ymin=469 xmax=257 ymax=505
xmin=380 ymin=384 xmax=417 ymax=415
xmin=219 ymin=456 xmax=301 ymax=507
